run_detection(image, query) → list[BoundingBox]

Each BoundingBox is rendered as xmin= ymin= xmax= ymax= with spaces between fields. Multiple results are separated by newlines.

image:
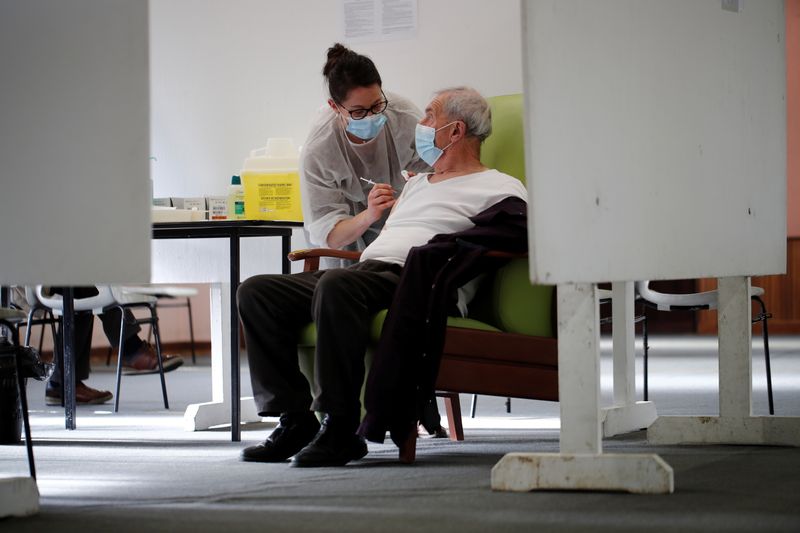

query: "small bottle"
xmin=227 ymin=175 xmax=245 ymax=220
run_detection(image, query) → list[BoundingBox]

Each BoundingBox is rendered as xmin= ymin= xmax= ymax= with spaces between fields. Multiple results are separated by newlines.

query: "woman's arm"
xmin=325 ymin=183 xmax=395 ymax=249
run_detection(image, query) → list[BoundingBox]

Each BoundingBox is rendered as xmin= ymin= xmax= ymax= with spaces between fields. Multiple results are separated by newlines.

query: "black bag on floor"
xmin=0 ymin=338 xmax=53 ymax=444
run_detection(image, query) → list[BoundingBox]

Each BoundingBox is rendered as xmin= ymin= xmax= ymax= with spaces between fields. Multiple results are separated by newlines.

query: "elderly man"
xmin=237 ymin=87 xmax=527 ymax=467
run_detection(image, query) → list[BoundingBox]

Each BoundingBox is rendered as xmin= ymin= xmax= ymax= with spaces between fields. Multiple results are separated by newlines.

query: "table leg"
xmin=183 ymin=283 xmax=261 ymax=433
xmin=282 ymin=234 xmax=291 ymax=274
xmin=63 ymin=288 xmax=76 ymax=430
xmin=230 ymin=233 xmax=241 ymax=442
xmin=492 ymin=283 xmax=673 ymax=494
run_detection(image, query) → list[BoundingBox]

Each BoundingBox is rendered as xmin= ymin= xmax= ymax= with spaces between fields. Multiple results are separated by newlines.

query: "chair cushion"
xmin=297 ymin=310 xmax=502 ymax=348
xmin=480 ymin=94 xmax=526 ymax=184
xmin=490 ymin=259 xmax=554 ymax=337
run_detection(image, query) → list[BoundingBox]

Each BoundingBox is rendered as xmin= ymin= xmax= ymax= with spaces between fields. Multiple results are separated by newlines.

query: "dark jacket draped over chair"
xmin=358 ymin=196 xmax=528 ymax=446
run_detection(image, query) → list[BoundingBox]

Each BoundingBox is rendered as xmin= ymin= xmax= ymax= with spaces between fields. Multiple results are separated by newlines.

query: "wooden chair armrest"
xmin=483 ymin=250 xmax=528 ymax=259
xmin=286 ymin=248 xmax=525 ymax=273
xmin=287 ymin=248 xmax=363 ymax=272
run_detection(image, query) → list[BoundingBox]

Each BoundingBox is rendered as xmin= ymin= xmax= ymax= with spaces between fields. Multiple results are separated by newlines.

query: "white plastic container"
xmin=240 ymin=138 xmax=302 ymax=221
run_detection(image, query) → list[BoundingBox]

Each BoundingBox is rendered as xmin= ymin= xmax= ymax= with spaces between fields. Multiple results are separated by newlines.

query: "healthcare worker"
xmin=300 ymin=43 xmax=430 ymax=265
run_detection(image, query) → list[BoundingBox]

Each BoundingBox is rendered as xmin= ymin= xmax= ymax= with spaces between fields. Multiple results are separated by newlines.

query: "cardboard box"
xmin=206 ymin=196 xmax=228 ymax=220
xmin=171 ymin=197 xmax=207 ymax=218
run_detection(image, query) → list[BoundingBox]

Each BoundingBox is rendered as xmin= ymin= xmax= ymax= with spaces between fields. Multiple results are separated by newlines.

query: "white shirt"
xmin=360 ymin=169 xmax=528 ymax=266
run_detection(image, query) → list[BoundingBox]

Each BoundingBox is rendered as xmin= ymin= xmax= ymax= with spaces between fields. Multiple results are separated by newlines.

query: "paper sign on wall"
xmin=342 ymin=0 xmax=417 ymax=43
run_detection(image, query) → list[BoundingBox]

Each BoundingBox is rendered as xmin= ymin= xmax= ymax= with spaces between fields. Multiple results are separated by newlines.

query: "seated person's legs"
xmin=98 ymin=308 xmax=183 ymax=374
xmin=46 ymin=287 xmax=112 ymax=405
xmin=292 ymin=260 xmax=401 ymax=467
xmin=238 ymin=272 xmax=323 ymax=463
xmin=238 ymin=262 xmax=401 ymax=466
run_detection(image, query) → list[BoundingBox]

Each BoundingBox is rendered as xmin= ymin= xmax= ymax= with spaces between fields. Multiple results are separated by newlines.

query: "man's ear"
xmin=327 ymin=99 xmax=340 ymax=113
xmin=451 ymin=120 xmax=466 ymax=142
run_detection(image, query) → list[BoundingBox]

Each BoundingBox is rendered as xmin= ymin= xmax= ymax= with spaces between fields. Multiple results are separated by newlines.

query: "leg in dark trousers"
xmin=98 ymin=308 xmax=143 ymax=358
xmin=50 ymin=311 xmax=93 ymax=387
xmin=47 ymin=287 xmax=113 ymax=405
xmin=238 ymin=270 xmax=323 ymax=416
xmin=237 ymin=261 xmax=401 ymax=466
xmin=50 ymin=286 xmax=99 ymax=386
xmin=310 ymin=261 xmax=401 ymax=420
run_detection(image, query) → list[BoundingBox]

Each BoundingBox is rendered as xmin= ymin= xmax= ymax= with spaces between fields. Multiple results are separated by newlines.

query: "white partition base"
xmin=601 ymin=282 xmax=658 ymax=437
xmin=184 ymin=396 xmax=262 ymax=432
xmin=602 ymin=402 xmax=658 ymax=438
xmin=648 ymin=277 xmax=800 ymax=447
xmin=492 ymin=283 xmax=673 ymax=494
xmin=183 ymin=283 xmax=260 ymax=431
xmin=648 ymin=416 xmax=800 ymax=446
xmin=492 ymin=453 xmax=673 ymax=494
xmin=0 ymin=476 xmax=39 ymax=518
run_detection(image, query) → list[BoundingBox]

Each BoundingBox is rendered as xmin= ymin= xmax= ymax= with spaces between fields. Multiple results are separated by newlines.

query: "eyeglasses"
xmin=338 ymin=90 xmax=389 ymax=120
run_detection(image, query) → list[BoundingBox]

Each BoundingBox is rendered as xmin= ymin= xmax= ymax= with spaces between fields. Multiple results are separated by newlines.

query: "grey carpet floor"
xmin=1 ymin=335 xmax=799 ymax=532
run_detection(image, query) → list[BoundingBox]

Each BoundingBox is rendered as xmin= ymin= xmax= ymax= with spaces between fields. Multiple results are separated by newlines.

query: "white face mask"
xmin=414 ymin=121 xmax=457 ymax=166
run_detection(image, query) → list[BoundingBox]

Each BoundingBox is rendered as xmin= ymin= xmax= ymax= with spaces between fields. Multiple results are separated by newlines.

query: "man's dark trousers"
xmin=237 ymin=260 xmax=401 ymax=420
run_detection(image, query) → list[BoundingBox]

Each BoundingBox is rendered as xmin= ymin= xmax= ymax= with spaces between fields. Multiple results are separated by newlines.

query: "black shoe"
xmin=241 ymin=412 xmax=320 ymax=463
xmin=291 ymin=414 xmax=368 ymax=468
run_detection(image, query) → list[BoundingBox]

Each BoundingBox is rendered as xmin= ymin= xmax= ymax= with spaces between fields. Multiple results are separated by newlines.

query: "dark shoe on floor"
xmin=122 ymin=342 xmax=183 ymax=375
xmin=241 ymin=411 xmax=320 ymax=463
xmin=45 ymin=381 xmax=113 ymax=406
xmin=291 ymin=414 xmax=368 ymax=468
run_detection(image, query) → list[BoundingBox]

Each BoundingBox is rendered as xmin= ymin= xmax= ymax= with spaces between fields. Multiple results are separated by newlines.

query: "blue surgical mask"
xmin=344 ymin=113 xmax=387 ymax=141
xmin=415 ymin=121 xmax=456 ymax=166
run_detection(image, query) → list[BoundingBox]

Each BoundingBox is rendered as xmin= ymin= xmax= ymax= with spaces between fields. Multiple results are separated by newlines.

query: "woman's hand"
xmin=326 ymin=182 xmax=396 ymax=249
xmin=365 ymin=183 xmax=396 ymax=223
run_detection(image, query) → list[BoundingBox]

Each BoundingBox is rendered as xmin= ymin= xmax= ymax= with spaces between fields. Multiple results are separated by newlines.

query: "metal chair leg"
xmin=15 ymin=357 xmax=36 ymax=479
xmin=470 ymin=394 xmax=477 ymax=418
xmin=9 ymin=327 xmax=35 ymax=479
xmin=752 ymin=296 xmax=774 ymax=415
xmin=23 ymin=309 xmax=35 ymax=347
xmin=186 ymin=297 xmax=196 ymax=364
xmin=505 ymin=397 xmax=511 ymax=414
xmin=642 ymin=311 xmax=649 ymax=402
xmin=114 ymin=310 xmax=125 ymax=413
xmin=150 ymin=305 xmax=169 ymax=409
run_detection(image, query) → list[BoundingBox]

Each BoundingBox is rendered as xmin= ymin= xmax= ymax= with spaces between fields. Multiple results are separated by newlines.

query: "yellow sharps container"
xmin=241 ymin=138 xmax=302 ymax=221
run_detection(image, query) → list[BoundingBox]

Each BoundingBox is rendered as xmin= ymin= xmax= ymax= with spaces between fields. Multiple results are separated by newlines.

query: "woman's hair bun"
xmin=322 ymin=43 xmax=381 ymax=102
xmin=323 ymin=43 xmax=352 ymax=78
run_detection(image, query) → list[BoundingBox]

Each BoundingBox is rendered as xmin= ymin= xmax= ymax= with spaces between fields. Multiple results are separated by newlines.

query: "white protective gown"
xmin=299 ymin=92 xmax=430 ymax=267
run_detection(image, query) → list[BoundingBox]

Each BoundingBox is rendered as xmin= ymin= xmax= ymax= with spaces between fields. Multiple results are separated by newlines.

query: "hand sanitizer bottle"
xmin=227 ymin=175 xmax=245 ymax=220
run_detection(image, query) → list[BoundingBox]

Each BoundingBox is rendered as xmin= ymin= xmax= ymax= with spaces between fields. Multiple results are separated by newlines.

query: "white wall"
xmin=149 ymin=0 xmax=523 ymax=197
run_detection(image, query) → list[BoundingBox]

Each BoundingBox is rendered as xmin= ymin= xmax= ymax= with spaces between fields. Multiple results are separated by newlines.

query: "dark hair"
xmin=322 ymin=43 xmax=382 ymax=103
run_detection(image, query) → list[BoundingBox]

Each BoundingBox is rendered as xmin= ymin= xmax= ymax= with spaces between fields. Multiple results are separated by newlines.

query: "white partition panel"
xmin=0 ymin=0 xmax=150 ymax=285
xmin=523 ymin=0 xmax=786 ymax=284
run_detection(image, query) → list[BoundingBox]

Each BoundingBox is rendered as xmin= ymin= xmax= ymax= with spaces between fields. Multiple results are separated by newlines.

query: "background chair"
xmin=5 ymin=287 xmax=59 ymax=358
xmin=105 ymin=286 xmax=198 ymax=366
xmin=35 ymin=286 xmax=173 ymax=412
xmin=636 ymin=281 xmax=774 ymax=414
